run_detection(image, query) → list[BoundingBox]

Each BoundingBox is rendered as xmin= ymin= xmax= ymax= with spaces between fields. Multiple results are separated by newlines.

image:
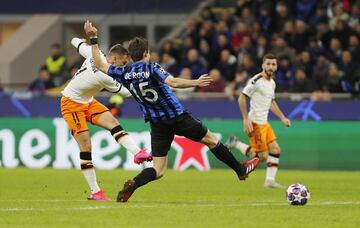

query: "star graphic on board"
xmin=172 ymin=136 xmax=210 ymax=171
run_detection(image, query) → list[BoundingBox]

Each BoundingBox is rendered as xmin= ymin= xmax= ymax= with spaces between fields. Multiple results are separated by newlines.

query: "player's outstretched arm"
xmin=84 ymin=20 xmax=110 ymax=74
xmin=165 ymin=74 xmax=212 ymax=88
xmin=71 ymin=37 xmax=91 ymax=58
xmin=270 ymin=100 xmax=291 ymax=127
xmin=238 ymin=94 xmax=253 ymax=134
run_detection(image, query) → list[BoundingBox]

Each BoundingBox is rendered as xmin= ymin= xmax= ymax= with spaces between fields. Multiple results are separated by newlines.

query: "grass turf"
xmin=0 ymin=168 xmax=359 ymax=227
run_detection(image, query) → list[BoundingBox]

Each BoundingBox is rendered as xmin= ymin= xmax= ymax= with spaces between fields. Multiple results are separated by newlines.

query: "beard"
xmin=265 ymin=69 xmax=275 ymax=77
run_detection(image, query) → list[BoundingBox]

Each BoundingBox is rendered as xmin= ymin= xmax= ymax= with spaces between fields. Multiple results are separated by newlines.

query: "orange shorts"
xmin=60 ymin=96 xmax=108 ymax=137
xmin=247 ymin=122 xmax=277 ymax=152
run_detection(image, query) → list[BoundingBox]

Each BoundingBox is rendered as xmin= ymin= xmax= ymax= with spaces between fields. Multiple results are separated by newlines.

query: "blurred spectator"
xmin=282 ymin=20 xmax=296 ymax=47
xmin=323 ymin=64 xmax=344 ymax=93
xmin=237 ymin=53 xmax=257 ymax=76
xmin=173 ymin=68 xmax=195 ymax=99
xmin=29 ymin=66 xmax=55 ymax=92
xmin=316 ymin=20 xmax=332 ymax=49
xmin=231 ymin=21 xmax=251 ymax=51
xmin=312 ymin=53 xmax=330 ymax=90
xmin=270 ymin=36 xmax=295 ymax=62
xmin=160 ymin=39 xmax=178 ymax=60
xmin=329 ymin=3 xmax=349 ymax=30
xmin=348 ymin=3 xmax=360 ymax=28
xmin=290 ymin=68 xmax=315 ymax=93
xmin=255 ymin=35 xmax=269 ymax=64
xmin=217 ymin=49 xmax=237 ymax=82
xmin=198 ymin=68 xmax=227 ymax=93
xmin=45 ymin=43 xmax=67 ymax=86
xmin=258 ymin=7 xmax=273 ymax=34
xmin=107 ymin=94 xmax=124 ymax=117
xmin=339 ymin=50 xmax=360 ymax=94
xmin=348 ymin=35 xmax=360 ymax=60
xmin=239 ymin=7 xmax=254 ymax=26
xmin=150 ymin=51 xmax=160 ymax=63
xmin=294 ymin=20 xmax=310 ymax=53
xmin=179 ymin=36 xmax=195 ymax=63
xmin=182 ymin=49 xmax=208 ymax=79
xmin=199 ymin=39 xmax=214 ymax=68
xmin=297 ymin=51 xmax=313 ymax=78
xmin=275 ymin=2 xmax=293 ymax=32
xmin=275 ymin=57 xmax=296 ymax=92
xmin=198 ymin=20 xmax=215 ymax=46
xmin=226 ymin=70 xmax=249 ymax=97
xmin=331 ymin=19 xmax=352 ymax=49
xmin=213 ymin=34 xmax=233 ymax=62
xmin=309 ymin=6 xmax=328 ymax=33
xmin=160 ymin=53 xmax=177 ymax=75
xmin=295 ymin=0 xmax=316 ymax=21
xmin=328 ymin=38 xmax=343 ymax=64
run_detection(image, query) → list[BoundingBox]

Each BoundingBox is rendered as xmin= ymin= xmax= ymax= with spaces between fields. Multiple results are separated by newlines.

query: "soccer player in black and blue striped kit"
xmin=84 ymin=21 xmax=260 ymax=202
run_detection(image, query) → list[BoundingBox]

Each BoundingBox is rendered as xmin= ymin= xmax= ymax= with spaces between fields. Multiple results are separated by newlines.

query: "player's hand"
xmin=196 ymin=74 xmax=212 ymax=87
xmin=243 ymin=118 xmax=253 ymax=134
xmin=281 ymin=118 xmax=291 ymax=128
xmin=84 ymin=20 xmax=98 ymax=38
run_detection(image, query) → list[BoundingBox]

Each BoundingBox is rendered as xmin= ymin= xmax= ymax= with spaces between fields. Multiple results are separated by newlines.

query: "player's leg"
xmin=264 ymin=124 xmax=285 ymax=188
xmin=175 ymin=113 xmax=259 ymax=180
xmin=61 ymin=105 xmax=109 ymax=200
xmin=117 ymin=121 xmax=173 ymax=202
xmin=88 ymin=99 xmax=152 ymax=164
xmin=226 ymin=135 xmax=257 ymax=158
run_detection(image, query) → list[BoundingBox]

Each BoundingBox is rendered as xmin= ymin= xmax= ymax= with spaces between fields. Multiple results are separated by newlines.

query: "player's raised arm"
xmin=71 ymin=37 xmax=91 ymax=58
xmin=165 ymin=74 xmax=212 ymax=88
xmin=84 ymin=20 xmax=110 ymax=74
xmin=270 ymin=100 xmax=291 ymax=127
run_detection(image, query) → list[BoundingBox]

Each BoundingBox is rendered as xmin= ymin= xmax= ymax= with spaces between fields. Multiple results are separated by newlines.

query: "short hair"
xmin=108 ymin=44 xmax=129 ymax=57
xmin=128 ymin=37 xmax=148 ymax=61
xmin=51 ymin=43 xmax=61 ymax=49
xmin=262 ymin=53 xmax=277 ymax=63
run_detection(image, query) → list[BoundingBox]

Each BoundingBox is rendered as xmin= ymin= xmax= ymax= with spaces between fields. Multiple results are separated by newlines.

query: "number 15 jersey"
xmin=107 ymin=61 xmax=185 ymax=123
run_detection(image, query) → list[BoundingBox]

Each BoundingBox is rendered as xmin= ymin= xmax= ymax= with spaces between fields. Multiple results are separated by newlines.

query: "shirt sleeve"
xmin=107 ymin=65 xmax=124 ymax=79
xmin=71 ymin=37 xmax=91 ymax=58
xmin=100 ymin=73 xmax=122 ymax=93
xmin=152 ymin=63 xmax=170 ymax=81
xmin=242 ymin=78 xmax=257 ymax=97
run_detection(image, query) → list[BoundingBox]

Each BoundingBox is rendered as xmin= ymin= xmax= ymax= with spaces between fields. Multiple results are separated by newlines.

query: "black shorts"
xmin=150 ymin=113 xmax=208 ymax=157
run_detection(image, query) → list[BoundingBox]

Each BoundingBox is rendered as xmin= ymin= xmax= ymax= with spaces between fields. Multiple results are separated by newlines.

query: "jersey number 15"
xmin=130 ymin=82 xmax=158 ymax=103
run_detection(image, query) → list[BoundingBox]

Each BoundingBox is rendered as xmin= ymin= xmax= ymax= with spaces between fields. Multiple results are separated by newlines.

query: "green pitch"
xmin=1 ymin=168 xmax=359 ymax=227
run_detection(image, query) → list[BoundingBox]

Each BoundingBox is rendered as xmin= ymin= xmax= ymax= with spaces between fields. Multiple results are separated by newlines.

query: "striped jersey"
xmin=107 ymin=61 xmax=185 ymax=122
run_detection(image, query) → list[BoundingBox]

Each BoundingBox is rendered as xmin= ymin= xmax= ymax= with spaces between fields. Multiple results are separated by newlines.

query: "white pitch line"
xmin=0 ymin=201 xmax=360 ymax=212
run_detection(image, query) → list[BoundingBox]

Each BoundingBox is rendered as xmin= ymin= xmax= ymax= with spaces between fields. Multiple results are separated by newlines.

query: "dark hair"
xmin=128 ymin=37 xmax=148 ymax=61
xmin=262 ymin=53 xmax=277 ymax=63
xmin=51 ymin=43 xmax=61 ymax=49
xmin=39 ymin=65 xmax=48 ymax=72
xmin=108 ymin=44 xmax=129 ymax=56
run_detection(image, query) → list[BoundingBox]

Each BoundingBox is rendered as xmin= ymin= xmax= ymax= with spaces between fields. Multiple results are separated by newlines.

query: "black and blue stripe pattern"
xmin=108 ymin=61 xmax=185 ymax=122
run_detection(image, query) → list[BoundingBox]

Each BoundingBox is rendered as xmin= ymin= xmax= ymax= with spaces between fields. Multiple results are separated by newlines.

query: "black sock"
xmin=211 ymin=142 xmax=246 ymax=176
xmin=133 ymin=167 xmax=157 ymax=189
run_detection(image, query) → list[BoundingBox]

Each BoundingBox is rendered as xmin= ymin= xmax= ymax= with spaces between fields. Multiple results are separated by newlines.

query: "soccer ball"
xmin=286 ymin=183 xmax=310 ymax=205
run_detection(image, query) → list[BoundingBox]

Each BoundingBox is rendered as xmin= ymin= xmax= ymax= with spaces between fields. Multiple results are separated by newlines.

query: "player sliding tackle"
xmin=60 ymin=37 xmax=152 ymax=201
xmin=226 ymin=54 xmax=291 ymax=188
xmin=84 ymin=20 xmax=260 ymax=203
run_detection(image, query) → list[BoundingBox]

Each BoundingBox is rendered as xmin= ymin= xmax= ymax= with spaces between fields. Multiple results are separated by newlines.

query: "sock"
xmin=265 ymin=153 xmax=280 ymax=181
xmin=210 ymin=142 xmax=246 ymax=176
xmin=133 ymin=167 xmax=157 ymax=189
xmin=111 ymin=125 xmax=140 ymax=155
xmin=235 ymin=140 xmax=250 ymax=156
xmin=80 ymin=152 xmax=100 ymax=194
